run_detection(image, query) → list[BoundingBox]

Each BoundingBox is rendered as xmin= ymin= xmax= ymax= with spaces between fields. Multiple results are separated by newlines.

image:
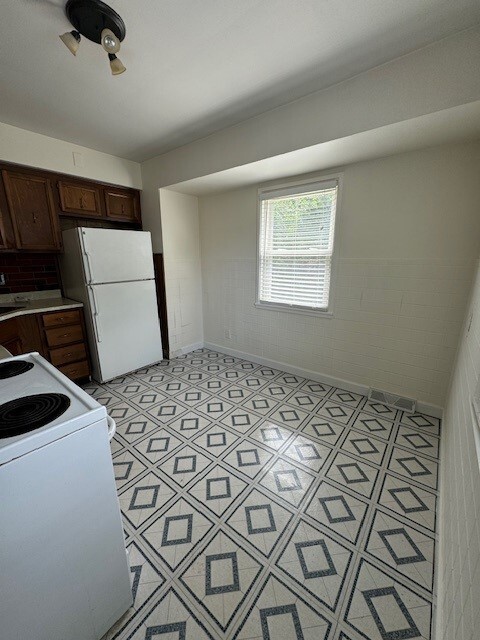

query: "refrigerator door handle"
xmin=84 ymin=251 xmax=94 ymax=285
xmin=80 ymin=231 xmax=94 ymax=284
xmin=88 ymin=286 xmax=102 ymax=343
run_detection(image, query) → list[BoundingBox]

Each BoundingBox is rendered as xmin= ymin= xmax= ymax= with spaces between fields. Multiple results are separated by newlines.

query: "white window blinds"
xmin=258 ymin=179 xmax=338 ymax=311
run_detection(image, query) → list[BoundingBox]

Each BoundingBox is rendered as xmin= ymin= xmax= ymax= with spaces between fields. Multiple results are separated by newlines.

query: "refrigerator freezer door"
xmin=80 ymin=228 xmax=155 ymax=284
xmin=90 ymin=280 xmax=163 ymax=382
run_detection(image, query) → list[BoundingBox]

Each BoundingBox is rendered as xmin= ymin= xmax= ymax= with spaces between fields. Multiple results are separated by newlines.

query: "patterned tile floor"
xmin=87 ymin=349 xmax=440 ymax=640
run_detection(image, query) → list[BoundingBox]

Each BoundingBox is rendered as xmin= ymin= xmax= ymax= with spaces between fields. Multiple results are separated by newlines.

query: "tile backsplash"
xmin=0 ymin=253 xmax=60 ymax=294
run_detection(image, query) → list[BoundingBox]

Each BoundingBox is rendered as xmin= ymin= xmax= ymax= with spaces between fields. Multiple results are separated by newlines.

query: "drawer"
xmin=45 ymin=324 xmax=83 ymax=347
xmin=49 ymin=343 xmax=87 ymax=366
xmin=58 ymin=360 xmax=89 ymax=380
xmin=43 ymin=309 xmax=81 ymax=328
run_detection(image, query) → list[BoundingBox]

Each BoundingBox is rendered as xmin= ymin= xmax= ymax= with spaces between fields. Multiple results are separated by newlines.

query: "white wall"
xmin=436 ymin=258 xmax=480 ymax=640
xmin=199 ymin=141 xmax=480 ymax=409
xmin=159 ymin=189 xmax=203 ymax=356
xmin=142 ymin=26 xmax=480 ymax=189
xmin=0 ymin=121 xmax=142 ymax=188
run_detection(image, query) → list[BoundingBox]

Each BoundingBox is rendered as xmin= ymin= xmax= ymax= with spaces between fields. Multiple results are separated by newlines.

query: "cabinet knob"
xmin=32 ymin=212 xmax=37 ymax=223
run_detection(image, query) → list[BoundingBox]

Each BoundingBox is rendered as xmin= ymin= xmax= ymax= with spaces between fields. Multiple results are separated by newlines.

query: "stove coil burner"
xmin=0 ymin=393 xmax=71 ymax=438
xmin=0 ymin=361 xmax=34 ymax=379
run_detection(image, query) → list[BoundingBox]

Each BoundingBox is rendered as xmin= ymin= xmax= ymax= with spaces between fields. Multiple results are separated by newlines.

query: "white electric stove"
xmin=0 ymin=352 xmax=132 ymax=640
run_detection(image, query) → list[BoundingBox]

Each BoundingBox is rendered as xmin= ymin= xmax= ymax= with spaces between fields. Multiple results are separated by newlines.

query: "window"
xmin=257 ymin=178 xmax=339 ymax=314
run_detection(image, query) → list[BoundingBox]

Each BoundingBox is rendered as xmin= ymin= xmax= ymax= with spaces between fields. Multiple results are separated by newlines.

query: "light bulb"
xmin=108 ymin=54 xmax=126 ymax=75
xmin=60 ymin=30 xmax=81 ymax=56
xmin=101 ymin=28 xmax=120 ymax=54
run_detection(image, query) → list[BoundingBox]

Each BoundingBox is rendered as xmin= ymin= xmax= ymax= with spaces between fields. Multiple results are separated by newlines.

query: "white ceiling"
xmin=1 ymin=1 xmax=479 ymax=162
xmin=169 ymin=102 xmax=480 ymax=195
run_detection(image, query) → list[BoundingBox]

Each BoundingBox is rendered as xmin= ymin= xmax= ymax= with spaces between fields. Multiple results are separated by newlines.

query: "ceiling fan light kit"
xmin=59 ymin=0 xmax=126 ymax=75
xmin=59 ymin=30 xmax=81 ymax=55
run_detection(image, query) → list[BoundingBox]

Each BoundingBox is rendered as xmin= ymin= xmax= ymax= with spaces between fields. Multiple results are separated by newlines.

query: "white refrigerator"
xmin=60 ymin=227 xmax=163 ymax=383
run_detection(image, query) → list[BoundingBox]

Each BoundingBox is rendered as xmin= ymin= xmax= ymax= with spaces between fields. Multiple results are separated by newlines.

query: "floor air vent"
xmin=368 ymin=388 xmax=416 ymax=414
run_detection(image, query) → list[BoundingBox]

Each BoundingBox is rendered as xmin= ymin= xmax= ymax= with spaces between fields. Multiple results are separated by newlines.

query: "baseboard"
xmin=169 ymin=341 xmax=205 ymax=359
xmin=203 ymin=341 xmax=443 ymax=419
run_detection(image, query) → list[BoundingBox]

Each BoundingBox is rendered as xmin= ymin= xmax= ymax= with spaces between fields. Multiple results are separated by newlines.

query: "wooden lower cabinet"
xmin=0 ymin=307 xmax=91 ymax=382
xmin=39 ymin=309 xmax=91 ymax=381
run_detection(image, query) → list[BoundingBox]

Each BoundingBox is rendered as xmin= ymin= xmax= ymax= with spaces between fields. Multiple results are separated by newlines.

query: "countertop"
xmin=0 ymin=297 xmax=83 ymax=322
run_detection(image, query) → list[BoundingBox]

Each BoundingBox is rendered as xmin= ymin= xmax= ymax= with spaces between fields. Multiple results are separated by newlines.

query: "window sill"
xmin=254 ymin=301 xmax=333 ymax=318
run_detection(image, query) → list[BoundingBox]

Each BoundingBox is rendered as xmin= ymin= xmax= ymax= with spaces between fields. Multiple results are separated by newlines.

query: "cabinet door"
xmin=2 ymin=170 xmax=62 ymax=251
xmin=0 ymin=318 xmax=23 ymax=355
xmin=58 ymin=181 xmax=102 ymax=217
xmin=0 ymin=176 xmax=15 ymax=250
xmin=104 ymin=188 xmax=140 ymax=223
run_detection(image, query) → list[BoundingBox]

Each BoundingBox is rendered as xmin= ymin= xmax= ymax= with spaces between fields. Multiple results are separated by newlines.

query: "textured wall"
xmin=199 ymin=143 xmax=480 ymax=409
xmin=159 ymin=189 xmax=203 ymax=356
xmin=436 ymin=258 xmax=480 ymax=640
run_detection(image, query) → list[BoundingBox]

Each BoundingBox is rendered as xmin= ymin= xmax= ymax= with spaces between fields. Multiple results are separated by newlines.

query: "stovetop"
xmin=0 ymin=352 xmax=106 ymax=465
xmin=0 ymin=360 xmax=34 ymax=379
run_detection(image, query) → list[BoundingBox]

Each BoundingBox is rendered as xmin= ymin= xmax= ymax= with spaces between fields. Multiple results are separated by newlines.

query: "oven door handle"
xmin=107 ymin=415 xmax=116 ymax=441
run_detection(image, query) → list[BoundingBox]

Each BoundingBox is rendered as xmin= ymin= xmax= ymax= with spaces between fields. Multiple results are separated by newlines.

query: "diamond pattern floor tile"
xmin=115 ymin=416 xmax=162 ymax=445
xmin=188 ymin=464 xmax=248 ymax=516
xmin=160 ymin=445 xmax=213 ymax=487
xmin=319 ymin=401 xmax=356 ymax=425
xmin=119 ymin=587 xmax=214 ymax=639
xmin=239 ymin=393 xmax=279 ymax=416
xmin=399 ymin=413 xmax=441 ymax=437
xmin=249 ymin=421 xmax=295 ymax=451
xmin=326 ymin=451 xmax=379 ymax=499
xmin=226 ymin=487 xmax=295 ymax=558
xmin=95 ymin=348 xmax=440 ymax=640
xmin=364 ymin=509 xmax=435 ymax=592
xmin=275 ymin=517 xmax=354 ymax=611
xmin=351 ymin=412 xmax=395 ymax=441
xmin=282 ymin=432 xmax=333 ymax=472
xmin=134 ymin=428 xmax=183 ymax=465
xmin=112 ymin=449 xmax=149 ymax=490
xmin=118 ymin=470 xmax=176 ymax=530
xmin=233 ymin=573 xmax=332 ymax=640
xmin=378 ymin=474 xmax=437 ymax=532
xmin=344 ymin=558 xmax=432 ymax=640
xmin=179 ymin=529 xmax=263 ymax=632
xmin=340 ymin=430 xmax=387 ymax=466
xmin=302 ymin=415 xmax=346 ymax=445
xmin=222 ymin=442 xmax=275 ymax=479
xmin=387 ymin=446 xmax=438 ymax=491
xmin=395 ymin=425 xmax=439 ymax=459
xmin=140 ymin=497 xmax=215 ymax=571
xmin=193 ymin=425 xmax=240 ymax=456
xmin=304 ymin=480 xmax=369 ymax=544
xmin=259 ymin=457 xmax=316 ymax=507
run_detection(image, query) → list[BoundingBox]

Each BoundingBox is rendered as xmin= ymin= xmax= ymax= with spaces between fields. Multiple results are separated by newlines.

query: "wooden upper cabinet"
xmin=0 ymin=180 xmax=15 ymax=250
xmin=2 ymin=170 xmax=62 ymax=251
xmin=104 ymin=188 xmax=140 ymax=223
xmin=58 ymin=181 xmax=102 ymax=217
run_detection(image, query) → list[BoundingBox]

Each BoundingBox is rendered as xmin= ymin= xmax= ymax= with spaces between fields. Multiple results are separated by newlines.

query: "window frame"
xmin=255 ymin=173 xmax=342 ymax=318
